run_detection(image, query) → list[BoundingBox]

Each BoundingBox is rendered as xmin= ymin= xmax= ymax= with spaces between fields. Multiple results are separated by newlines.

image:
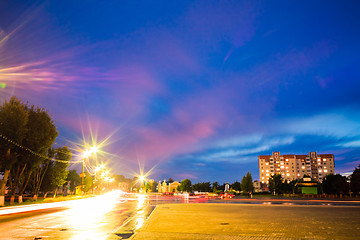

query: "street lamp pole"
xmin=81 ymin=146 xmax=98 ymax=196
xmin=82 ymin=158 xmax=85 ymax=195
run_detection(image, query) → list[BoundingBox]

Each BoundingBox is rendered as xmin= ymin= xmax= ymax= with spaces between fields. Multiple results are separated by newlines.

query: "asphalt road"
xmin=0 ymin=192 xmax=208 ymax=240
xmin=0 ymin=191 xmax=148 ymax=240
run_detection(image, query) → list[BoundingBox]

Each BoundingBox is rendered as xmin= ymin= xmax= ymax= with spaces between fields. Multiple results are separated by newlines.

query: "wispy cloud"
xmin=193 ymin=135 xmax=295 ymax=162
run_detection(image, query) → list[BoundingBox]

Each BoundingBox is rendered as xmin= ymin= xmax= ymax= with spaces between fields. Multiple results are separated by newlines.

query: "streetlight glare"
xmin=90 ymin=145 xmax=99 ymax=154
xmin=83 ymin=149 xmax=90 ymax=158
xmin=139 ymin=175 xmax=145 ymax=182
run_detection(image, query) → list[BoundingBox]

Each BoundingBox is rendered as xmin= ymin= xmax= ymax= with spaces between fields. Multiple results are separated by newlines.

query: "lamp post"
xmin=81 ymin=146 xmax=98 ymax=195
xmin=139 ymin=175 xmax=146 ymax=193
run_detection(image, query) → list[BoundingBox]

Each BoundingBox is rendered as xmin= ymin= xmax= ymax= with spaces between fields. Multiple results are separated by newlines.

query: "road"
xmin=0 ymin=191 xmax=209 ymax=240
xmin=0 ymin=192 xmax=359 ymax=240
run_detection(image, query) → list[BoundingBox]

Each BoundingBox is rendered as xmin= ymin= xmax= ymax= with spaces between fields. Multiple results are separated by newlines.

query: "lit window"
xmin=302 ymin=166 xmax=305 ymax=169
xmin=286 ymin=159 xmax=288 ymax=161
xmin=318 ymin=170 xmax=322 ymax=173
xmin=261 ymin=170 xmax=264 ymax=172
xmin=280 ymin=166 xmax=285 ymax=169
xmin=286 ymin=173 xmax=290 ymax=176
xmin=324 ymin=170 xmax=328 ymax=173
xmin=266 ymin=163 xmax=269 ymax=165
xmin=262 ymin=177 xmax=264 ymax=179
xmin=297 ymin=174 xmax=300 ymax=176
xmin=266 ymin=170 xmax=269 ymax=172
xmin=280 ymin=162 xmax=284 ymax=165
xmin=266 ymin=173 xmax=269 ymax=176
xmin=323 ymin=159 xmax=326 ymax=161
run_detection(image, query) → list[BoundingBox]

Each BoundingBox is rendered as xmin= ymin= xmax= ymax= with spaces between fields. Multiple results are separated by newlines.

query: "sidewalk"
xmin=131 ymin=203 xmax=360 ymax=240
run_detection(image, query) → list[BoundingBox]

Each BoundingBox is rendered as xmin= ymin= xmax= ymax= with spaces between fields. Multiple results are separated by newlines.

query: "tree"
xmin=322 ymin=174 xmax=349 ymax=194
xmin=40 ymin=160 xmax=57 ymax=198
xmin=21 ymin=105 xmax=58 ymax=201
xmin=50 ymin=147 xmax=71 ymax=197
xmin=231 ymin=181 xmax=241 ymax=192
xmin=144 ymin=182 xmax=152 ymax=192
xmin=151 ymin=181 xmax=158 ymax=192
xmin=268 ymin=174 xmax=283 ymax=195
xmin=168 ymin=178 xmax=174 ymax=183
xmin=212 ymin=182 xmax=219 ymax=192
xmin=67 ymin=170 xmax=81 ymax=194
xmin=0 ymin=96 xmax=28 ymax=206
xmin=241 ymin=172 xmax=253 ymax=194
xmin=3 ymin=101 xmax=58 ymax=204
xmin=83 ymin=172 xmax=93 ymax=193
xmin=350 ymin=165 xmax=360 ymax=195
xmin=179 ymin=179 xmax=192 ymax=192
xmin=192 ymin=182 xmax=211 ymax=192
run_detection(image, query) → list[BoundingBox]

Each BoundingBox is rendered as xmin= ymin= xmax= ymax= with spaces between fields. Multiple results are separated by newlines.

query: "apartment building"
xmin=259 ymin=151 xmax=334 ymax=184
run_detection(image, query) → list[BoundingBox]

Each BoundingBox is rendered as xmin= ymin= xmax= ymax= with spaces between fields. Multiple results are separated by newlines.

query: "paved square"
xmin=132 ymin=203 xmax=360 ymax=240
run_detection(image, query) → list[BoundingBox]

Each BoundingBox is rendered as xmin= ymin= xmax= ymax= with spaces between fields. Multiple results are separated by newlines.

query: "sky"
xmin=0 ymin=0 xmax=360 ymax=183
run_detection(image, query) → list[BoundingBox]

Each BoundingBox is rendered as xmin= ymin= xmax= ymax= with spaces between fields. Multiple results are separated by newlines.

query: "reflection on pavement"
xmin=65 ymin=191 xmax=121 ymax=240
xmin=135 ymin=194 xmax=148 ymax=230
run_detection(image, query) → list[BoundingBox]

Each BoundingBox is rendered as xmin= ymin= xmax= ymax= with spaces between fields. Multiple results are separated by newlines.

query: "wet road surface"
xmin=0 ymin=191 xmax=212 ymax=240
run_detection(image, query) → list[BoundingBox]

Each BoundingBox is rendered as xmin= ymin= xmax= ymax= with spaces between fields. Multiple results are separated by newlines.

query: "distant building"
xmin=259 ymin=151 xmax=335 ymax=184
xmin=158 ymin=180 xmax=180 ymax=193
xmin=253 ymin=180 xmax=261 ymax=193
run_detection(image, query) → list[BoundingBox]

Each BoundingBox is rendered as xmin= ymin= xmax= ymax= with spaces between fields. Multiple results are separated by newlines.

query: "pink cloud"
xmin=174 ymin=173 xmax=198 ymax=180
xmin=132 ymin=116 xmax=218 ymax=162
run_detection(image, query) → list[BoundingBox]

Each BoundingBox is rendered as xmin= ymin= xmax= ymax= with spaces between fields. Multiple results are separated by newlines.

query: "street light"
xmin=81 ymin=145 xmax=98 ymax=195
xmin=139 ymin=175 xmax=145 ymax=182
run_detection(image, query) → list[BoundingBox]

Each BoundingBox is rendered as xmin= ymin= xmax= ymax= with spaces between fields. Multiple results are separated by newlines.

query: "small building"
xmin=158 ymin=180 xmax=180 ymax=193
xmin=295 ymin=178 xmax=318 ymax=194
xmin=253 ymin=180 xmax=261 ymax=193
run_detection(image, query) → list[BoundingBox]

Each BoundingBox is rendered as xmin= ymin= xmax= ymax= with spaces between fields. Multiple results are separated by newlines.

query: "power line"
xmin=0 ymin=133 xmax=82 ymax=164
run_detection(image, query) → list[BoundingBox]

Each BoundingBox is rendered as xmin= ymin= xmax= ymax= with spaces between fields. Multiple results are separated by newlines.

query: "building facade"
xmin=157 ymin=180 xmax=180 ymax=193
xmin=259 ymin=151 xmax=334 ymax=184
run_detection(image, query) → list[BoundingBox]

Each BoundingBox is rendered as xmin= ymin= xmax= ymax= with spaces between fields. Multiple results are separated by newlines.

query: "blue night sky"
xmin=1 ymin=1 xmax=360 ymax=183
